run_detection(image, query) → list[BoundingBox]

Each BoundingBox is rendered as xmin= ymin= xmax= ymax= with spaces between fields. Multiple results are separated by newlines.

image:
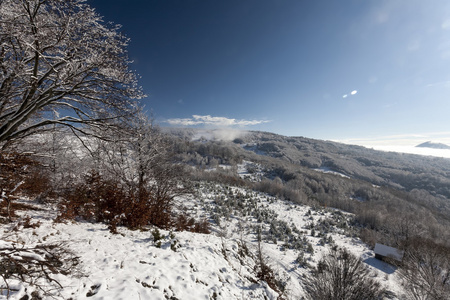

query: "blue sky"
xmin=89 ymin=0 xmax=450 ymax=146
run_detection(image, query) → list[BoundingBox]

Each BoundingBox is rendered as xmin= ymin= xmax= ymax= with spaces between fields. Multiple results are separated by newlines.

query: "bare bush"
xmin=174 ymin=213 xmax=210 ymax=234
xmin=303 ymin=247 xmax=386 ymax=300
xmin=57 ymin=170 xmax=150 ymax=230
xmin=400 ymin=237 xmax=450 ymax=300
xmin=57 ymin=167 xmax=195 ymax=231
xmin=0 ymin=241 xmax=80 ymax=298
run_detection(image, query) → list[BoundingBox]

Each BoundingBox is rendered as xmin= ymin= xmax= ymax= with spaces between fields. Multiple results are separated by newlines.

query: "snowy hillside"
xmin=1 ymin=180 xmax=405 ymax=299
xmin=3 ymin=128 xmax=450 ymax=299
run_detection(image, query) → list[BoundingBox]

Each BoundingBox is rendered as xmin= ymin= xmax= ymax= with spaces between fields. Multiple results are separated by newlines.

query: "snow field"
xmin=1 ymin=204 xmax=279 ymax=299
xmin=1 ymin=182 xmax=405 ymax=299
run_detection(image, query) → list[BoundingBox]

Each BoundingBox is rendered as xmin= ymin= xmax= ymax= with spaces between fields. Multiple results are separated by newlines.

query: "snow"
xmin=1 ymin=203 xmax=280 ymax=299
xmin=313 ymin=167 xmax=350 ymax=178
xmin=1 ymin=188 xmax=406 ymax=299
xmin=237 ymin=160 xmax=264 ymax=182
xmin=374 ymin=243 xmax=404 ymax=262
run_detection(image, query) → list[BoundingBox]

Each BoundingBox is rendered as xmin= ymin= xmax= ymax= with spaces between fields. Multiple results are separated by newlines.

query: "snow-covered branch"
xmin=0 ymin=0 xmax=144 ymax=145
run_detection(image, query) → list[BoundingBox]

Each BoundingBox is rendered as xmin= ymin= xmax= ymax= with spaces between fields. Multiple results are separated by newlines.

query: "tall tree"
xmin=0 ymin=0 xmax=143 ymax=146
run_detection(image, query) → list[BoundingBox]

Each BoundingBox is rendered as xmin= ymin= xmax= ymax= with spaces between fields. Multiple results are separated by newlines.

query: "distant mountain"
xmin=416 ymin=141 xmax=450 ymax=149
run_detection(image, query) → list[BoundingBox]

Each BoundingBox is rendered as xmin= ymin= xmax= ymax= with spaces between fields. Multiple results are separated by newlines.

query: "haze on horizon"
xmin=89 ymin=0 xmax=450 ymax=150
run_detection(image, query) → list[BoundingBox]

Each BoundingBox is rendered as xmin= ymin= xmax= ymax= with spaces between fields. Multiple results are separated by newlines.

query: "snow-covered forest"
xmin=1 ymin=0 xmax=450 ymax=299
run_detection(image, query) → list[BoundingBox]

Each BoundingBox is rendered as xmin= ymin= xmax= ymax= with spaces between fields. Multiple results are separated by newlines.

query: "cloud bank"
xmin=336 ymin=132 xmax=450 ymax=158
xmin=166 ymin=115 xmax=270 ymax=127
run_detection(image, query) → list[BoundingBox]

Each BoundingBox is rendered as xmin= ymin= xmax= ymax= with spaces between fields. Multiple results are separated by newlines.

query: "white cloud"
xmin=166 ymin=115 xmax=270 ymax=127
xmin=166 ymin=118 xmax=200 ymax=126
xmin=191 ymin=128 xmax=246 ymax=142
xmin=355 ymin=137 xmax=450 ymax=158
xmin=342 ymin=89 xmax=357 ymax=98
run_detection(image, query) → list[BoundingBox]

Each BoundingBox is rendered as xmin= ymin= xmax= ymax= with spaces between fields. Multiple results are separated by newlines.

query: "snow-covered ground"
xmin=1 ymin=205 xmax=278 ymax=299
xmin=313 ymin=167 xmax=350 ymax=178
xmin=1 ymin=184 xmax=405 ymax=299
xmin=237 ymin=160 xmax=265 ymax=182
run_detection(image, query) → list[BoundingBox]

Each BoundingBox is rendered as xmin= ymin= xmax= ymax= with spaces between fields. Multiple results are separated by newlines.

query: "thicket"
xmin=198 ymin=183 xmax=354 ymax=260
xmin=57 ymin=170 xmax=156 ymax=230
xmin=0 ymin=127 xmax=210 ymax=298
xmin=0 ymin=152 xmax=52 ymax=221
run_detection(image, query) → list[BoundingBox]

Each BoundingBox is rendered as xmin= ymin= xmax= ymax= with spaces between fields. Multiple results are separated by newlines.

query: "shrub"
xmin=303 ymin=247 xmax=386 ymax=300
xmin=174 ymin=213 xmax=210 ymax=234
xmin=254 ymin=230 xmax=287 ymax=299
xmin=57 ymin=170 xmax=152 ymax=230
xmin=58 ymin=170 xmax=210 ymax=233
xmin=0 ymin=152 xmax=51 ymax=220
xmin=193 ymin=218 xmax=211 ymax=234
xmin=152 ymin=228 xmax=163 ymax=248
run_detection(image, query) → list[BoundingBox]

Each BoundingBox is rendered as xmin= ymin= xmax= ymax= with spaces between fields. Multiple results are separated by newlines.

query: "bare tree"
xmin=400 ymin=237 xmax=450 ymax=300
xmin=100 ymin=112 xmax=166 ymax=195
xmin=71 ymin=112 xmax=192 ymax=228
xmin=124 ymin=116 xmax=191 ymax=227
xmin=0 ymin=0 xmax=143 ymax=147
xmin=303 ymin=247 xmax=386 ymax=300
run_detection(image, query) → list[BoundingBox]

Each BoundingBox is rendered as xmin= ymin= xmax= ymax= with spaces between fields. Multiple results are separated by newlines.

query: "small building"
xmin=374 ymin=243 xmax=404 ymax=263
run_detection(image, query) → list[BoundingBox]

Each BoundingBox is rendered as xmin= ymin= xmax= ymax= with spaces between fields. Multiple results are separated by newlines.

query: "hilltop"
xmin=416 ymin=141 xmax=450 ymax=150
